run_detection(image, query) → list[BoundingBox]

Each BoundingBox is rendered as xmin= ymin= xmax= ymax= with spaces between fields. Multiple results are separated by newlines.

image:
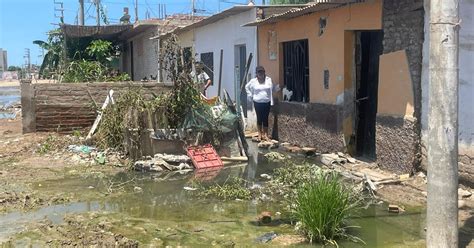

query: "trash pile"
xmin=67 ymin=145 xmax=124 ymax=166
xmin=134 ymin=153 xmax=192 ymax=172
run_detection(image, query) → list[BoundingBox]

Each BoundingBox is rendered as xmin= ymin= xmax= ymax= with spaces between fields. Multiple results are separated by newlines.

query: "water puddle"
xmin=0 ymin=86 xmax=20 ymax=119
xmin=0 ymin=143 xmax=430 ymax=246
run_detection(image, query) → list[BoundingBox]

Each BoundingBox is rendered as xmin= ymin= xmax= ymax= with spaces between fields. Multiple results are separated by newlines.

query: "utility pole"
xmin=191 ymin=0 xmax=195 ymax=19
xmin=427 ymin=0 xmax=460 ymax=247
xmin=54 ymin=0 xmax=64 ymax=23
xmin=79 ymin=0 xmax=84 ymax=25
xmin=135 ymin=0 xmax=139 ymax=23
xmin=95 ymin=0 xmax=101 ymax=26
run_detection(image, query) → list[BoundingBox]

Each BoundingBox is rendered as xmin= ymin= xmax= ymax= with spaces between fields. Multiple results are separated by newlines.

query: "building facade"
xmin=0 ymin=49 xmax=8 ymax=72
xmin=250 ymin=0 xmax=424 ymax=173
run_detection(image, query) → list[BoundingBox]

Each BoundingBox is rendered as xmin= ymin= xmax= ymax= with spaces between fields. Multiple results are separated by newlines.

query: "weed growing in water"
xmin=191 ymin=177 xmax=252 ymax=201
xmin=294 ymin=171 xmax=363 ymax=246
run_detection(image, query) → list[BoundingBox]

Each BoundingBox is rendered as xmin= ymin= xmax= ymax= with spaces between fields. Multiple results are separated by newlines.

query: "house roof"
xmin=60 ymin=24 xmax=132 ymax=39
xmin=151 ymin=5 xmax=305 ymax=40
xmin=243 ymin=0 xmax=364 ymax=26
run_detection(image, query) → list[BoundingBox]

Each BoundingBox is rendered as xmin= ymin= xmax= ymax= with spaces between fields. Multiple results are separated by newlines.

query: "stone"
xmin=255 ymin=232 xmax=278 ymax=243
xmin=280 ymin=142 xmax=291 ymax=147
xmin=284 ymin=146 xmax=302 ymax=153
xmin=260 ymin=174 xmax=272 ymax=180
xmin=458 ymin=188 xmax=472 ymax=199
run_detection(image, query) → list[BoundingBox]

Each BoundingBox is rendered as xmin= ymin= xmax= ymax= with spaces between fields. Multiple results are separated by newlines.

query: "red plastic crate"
xmin=187 ymin=144 xmax=224 ymax=169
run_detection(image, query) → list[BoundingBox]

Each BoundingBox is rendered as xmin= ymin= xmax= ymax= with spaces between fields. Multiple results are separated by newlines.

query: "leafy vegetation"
xmin=294 ymin=171 xmax=363 ymax=246
xmin=191 ymin=177 xmax=252 ymax=200
xmin=33 ymin=29 xmax=64 ymax=78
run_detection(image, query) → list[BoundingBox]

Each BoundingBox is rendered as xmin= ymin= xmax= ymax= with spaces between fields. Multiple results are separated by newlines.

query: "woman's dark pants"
xmin=253 ymin=101 xmax=271 ymax=128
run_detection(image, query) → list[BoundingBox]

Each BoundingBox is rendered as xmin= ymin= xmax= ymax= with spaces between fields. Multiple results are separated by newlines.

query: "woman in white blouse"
xmin=245 ymin=66 xmax=280 ymax=141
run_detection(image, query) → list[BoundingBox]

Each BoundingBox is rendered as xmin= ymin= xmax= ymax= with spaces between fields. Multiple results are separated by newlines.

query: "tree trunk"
xmin=427 ymin=0 xmax=460 ymax=247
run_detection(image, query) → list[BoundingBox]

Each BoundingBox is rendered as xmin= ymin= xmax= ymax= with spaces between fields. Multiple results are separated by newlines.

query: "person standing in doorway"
xmin=190 ymin=61 xmax=212 ymax=96
xmin=245 ymin=66 xmax=280 ymax=141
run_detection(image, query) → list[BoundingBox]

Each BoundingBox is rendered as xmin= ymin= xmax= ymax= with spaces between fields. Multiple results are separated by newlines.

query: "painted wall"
xmin=127 ymin=28 xmax=159 ymax=81
xmin=421 ymin=0 xmax=474 ymax=158
xmin=194 ymin=9 xmax=258 ymax=100
xmin=258 ymin=0 xmax=382 ymax=105
xmin=378 ymin=50 xmax=415 ymax=117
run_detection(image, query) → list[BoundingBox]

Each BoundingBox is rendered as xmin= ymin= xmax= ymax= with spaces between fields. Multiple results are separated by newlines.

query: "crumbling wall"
xmin=272 ymin=102 xmax=344 ymax=152
xmin=21 ymin=82 xmax=170 ymax=134
xmin=376 ymin=0 xmax=424 ymax=173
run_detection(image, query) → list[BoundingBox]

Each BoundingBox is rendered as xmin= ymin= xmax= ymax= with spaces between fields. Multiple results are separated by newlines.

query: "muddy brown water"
xmin=0 ymin=143 xmax=429 ymax=247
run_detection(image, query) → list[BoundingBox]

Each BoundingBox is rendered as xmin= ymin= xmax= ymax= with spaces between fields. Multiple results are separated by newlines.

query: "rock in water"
xmin=255 ymin=232 xmax=278 ymax=243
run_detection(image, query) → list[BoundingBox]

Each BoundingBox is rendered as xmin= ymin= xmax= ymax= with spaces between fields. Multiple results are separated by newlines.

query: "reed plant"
xmin=294 ymin=171 xmax=363 ymax=246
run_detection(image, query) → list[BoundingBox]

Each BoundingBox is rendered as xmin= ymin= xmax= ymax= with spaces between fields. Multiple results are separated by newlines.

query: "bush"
xmin=294 ymin=171 xmax=362 ymax=245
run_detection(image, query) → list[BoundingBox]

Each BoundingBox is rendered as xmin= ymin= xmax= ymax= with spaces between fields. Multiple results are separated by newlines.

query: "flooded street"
xmin=0 ymin=86 xmax=20 ymax=119
xmin=0 ymin=148 xmax=430 ymax=247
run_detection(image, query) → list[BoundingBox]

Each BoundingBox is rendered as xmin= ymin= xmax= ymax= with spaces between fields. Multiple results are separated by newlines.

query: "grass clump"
xmin=192 ymin=177 xmax=252 ymax=201
xmin=294 ymin=171 xmax=363 ymax=246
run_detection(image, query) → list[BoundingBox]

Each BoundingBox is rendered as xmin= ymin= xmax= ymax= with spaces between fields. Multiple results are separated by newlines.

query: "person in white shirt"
xmin=190 ymin=62 xmax=212 ymax=95
xmin=245 ymin=66 xmax=280 ymax=141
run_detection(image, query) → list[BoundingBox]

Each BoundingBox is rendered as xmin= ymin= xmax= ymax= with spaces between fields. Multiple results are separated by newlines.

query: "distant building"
xmin=0 ymin=49 xmax=7 ymax=72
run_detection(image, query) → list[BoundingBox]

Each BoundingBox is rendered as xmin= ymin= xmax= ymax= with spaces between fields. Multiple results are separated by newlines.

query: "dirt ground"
xmin=0 ymin=118 xmax=126 ymax=213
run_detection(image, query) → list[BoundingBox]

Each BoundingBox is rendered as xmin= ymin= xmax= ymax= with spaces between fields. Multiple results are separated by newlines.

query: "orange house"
xmin=246 ymin=0 xmax=424 ymax=173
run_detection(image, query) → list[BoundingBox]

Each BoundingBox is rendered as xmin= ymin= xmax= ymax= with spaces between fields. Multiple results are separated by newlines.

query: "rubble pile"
xmin=134 ymin=153 xmax=192 ymax=172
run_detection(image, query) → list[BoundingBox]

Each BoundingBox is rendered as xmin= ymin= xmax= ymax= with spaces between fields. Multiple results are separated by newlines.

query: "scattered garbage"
xmin=134 ymin=155 xmax=193 ymax=173
xmin=264 ymin=152 xmax=286 ymax=162
xmin=260 ymin=174 xmax=272 ymax=180
xmin=68 ymin=145 xmax=96 ymax=154
xmin=187 ymin=144 xmax=223 ymax=169
xmin=255 ymin=232 xmax=278 ymax=243
xmin=183 ymin=186 xmax=197 ymax=191
xmin=388 ymin=204 xmax=405 ymax=213
xmin=154 ymin=153 xmax=191 ymax=163
xmin=257 ymin=211 xmax=273 ymax=225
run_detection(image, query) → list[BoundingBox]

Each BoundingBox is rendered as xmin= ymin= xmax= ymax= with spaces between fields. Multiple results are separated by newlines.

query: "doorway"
xmin=283 ymin=39 xmax=309 ymax=102
xmin=235 ymin=44 xmax=247 ymax=117
xmin=354 ymin=31 xmax=383 ymax=159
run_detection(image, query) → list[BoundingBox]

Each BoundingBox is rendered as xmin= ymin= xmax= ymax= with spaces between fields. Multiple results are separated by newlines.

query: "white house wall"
xmin=194 ymin=9 xmax=258 ymax=100
xmin=128 ymin=28 xmax=159 ymax=81
xmin=421 ymin=0 xmax=474 ymax=158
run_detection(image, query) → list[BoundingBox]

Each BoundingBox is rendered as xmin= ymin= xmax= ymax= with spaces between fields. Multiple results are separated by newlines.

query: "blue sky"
xmin=0 ymin=0 xmax=261 ymax=67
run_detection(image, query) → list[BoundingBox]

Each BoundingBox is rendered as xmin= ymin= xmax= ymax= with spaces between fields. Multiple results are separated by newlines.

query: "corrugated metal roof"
xmin=151 ymin=5 xmax=306 ymax=40
xmin=243 ymin=0 xmax=364 ymax=26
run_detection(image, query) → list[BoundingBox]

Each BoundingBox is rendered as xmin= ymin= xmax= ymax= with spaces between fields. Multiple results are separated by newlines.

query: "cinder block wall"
xmin=21 ymin=82 xmax=170 ymax=134
xmin=376 ymin=0 xmax=424 ymax=173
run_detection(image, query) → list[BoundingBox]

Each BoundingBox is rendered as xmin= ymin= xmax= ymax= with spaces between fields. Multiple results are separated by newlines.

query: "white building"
xmin=157 ymin=5 xmax=300 ymax=130
xmin=0 ymin=49 xmax=8 ymax=72
xmin=421 ymin=0 xmax=474 ymax=180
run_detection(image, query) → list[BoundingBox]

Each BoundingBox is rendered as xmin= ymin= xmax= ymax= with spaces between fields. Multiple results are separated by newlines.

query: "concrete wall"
xmin=376 ymin=0 xmax=424 ymax=173
xmin=126 ymin=28 xmax=159 ymax=81
xmin=194 ymin=9 xmax=258 ymax=100
xmin=421 ymin=0 xmax=474 ymax=183
xmin=21 ymin=82 xmax=170 ymax=134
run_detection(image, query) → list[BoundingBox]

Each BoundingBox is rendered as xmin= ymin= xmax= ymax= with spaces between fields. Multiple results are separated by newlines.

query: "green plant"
xmin=86 ymin=40 xmax=113 ymax=65
xmin=192 ymin=177 xmax=252 ymax=200
xmin=38 ymin=135 xmax=58 ymax=154
xmin=294 ymin=171 xmax=363 ymax=246
xmin=33 ymin=29 xmax=64 ymax=77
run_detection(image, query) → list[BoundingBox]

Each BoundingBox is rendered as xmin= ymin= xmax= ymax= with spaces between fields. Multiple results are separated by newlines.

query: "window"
xmin=200 ymin=52 xmax=214 ymax=85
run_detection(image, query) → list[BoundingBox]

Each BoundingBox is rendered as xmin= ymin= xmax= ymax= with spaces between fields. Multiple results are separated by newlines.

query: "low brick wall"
xmin=21 ymin=82 xmax=171 ymax=133
xmin=271 ymin=101 xmax=345 ymax=152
